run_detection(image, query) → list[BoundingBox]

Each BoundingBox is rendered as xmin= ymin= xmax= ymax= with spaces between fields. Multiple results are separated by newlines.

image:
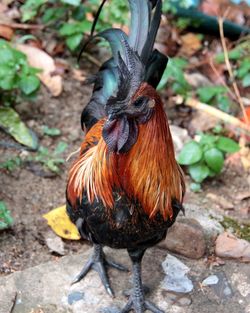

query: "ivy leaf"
xmin=177 ymin=141 xmax=203 ymax=165
xmin=0 ymin=201 xmax=13 ymax=230
xmin=242 ymin=74 xmax=250 ymax=88
xmin=204 ymin=148 xmax=224 ymax=174
xmin=19 ymin=75 xmax=40 ymax=95
xmin=216 ymin=136 xmax=240 ymax=153
xmin=60 ymin=0 xmax=81 ymax=6
xmin=0 ymin=107 xmax=38 ymax=149
xmin=189 ymin=163 xmax=210 ymax=183
xmin=54 ymin=141 xmax=68 ymax=155
xmin=43 ymin=126 xmax=61 ymax=136
xmin=197 ymin=86 xmax=227 ymax=103
xmin=66 ymin=33 xmax=83 ymax=51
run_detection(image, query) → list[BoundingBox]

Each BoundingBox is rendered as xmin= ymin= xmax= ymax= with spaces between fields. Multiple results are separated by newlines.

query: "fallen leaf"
xmin=179 ymin=33 xmax=202 ymax=57
xmin=15 ymin=44 xmax=63 ymax=96
xmin=0 ymin=107 xmax=38 ymax=149
xmin=0 ymin=24 xmax=14 ymax=40
xmin=43 ymin=205 xmax=81 ymax=240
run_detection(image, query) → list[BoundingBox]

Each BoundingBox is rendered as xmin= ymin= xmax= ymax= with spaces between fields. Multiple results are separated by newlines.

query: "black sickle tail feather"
xmin=81 ymin=0 xmax=167 ymax=131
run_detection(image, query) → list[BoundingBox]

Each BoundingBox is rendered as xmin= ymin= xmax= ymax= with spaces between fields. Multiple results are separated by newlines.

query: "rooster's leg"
xmin=72 ymin=244 xmax=128 ymax=297
xmin=119 ymin=249 xmax=164 ymax=313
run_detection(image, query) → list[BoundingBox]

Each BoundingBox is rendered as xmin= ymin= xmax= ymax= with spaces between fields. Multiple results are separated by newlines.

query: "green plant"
xmin=158 ymin=57 xmax=191 ymax=95
xmin=215 ymin=41 xmax=250 ymax=88
xmin=29 ymin=141 xmax=68 ymax=174
xmin=196 ymin=85 xmax=233 ymax=113
xmin=0 ymin=157 xmax=22 ymax=172
xmin=0 ymin=201 xmax=13 ymax=230
xmin=0 ymin=40 xmax=41 ymax=105
xmin=42 ymin=126 xmax=61 ymax=137
xmin=59 ymin=20 xmax=92 ymax=51
xmin=178 ymin=133 xmax=240 ymax=190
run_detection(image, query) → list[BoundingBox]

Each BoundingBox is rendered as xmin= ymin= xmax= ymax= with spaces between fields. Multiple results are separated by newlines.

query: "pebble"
xmin=161 ymin=255 xmax=194 ymax=294
xmin=170 ymin=125 xmax=191 ymax=154
xmin=215 ymin=232 xmax=250 ymax=263
xmin=44 ymin=230 xmax=65 ymax=256
xmin=159 ymin=218 xmax=206 ymax=259
xmin=202 ymin=275 xmax=219 ymax=286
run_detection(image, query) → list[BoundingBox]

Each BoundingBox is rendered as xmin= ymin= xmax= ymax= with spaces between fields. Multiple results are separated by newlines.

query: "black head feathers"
xmin=81 ymin=0 xmax=168 ymax=131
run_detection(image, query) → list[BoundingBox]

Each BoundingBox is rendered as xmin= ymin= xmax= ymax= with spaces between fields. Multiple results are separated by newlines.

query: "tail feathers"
xmin=145 ymin=49 xmax=168 ymax=88
xmin=128 ymin=0 xmax=151 ymax=55
xmin=141 ymin=0 xmax=162 ymax=64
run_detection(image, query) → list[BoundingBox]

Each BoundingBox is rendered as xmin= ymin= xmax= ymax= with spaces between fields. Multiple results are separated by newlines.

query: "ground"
xmin=0 ymin=61 xmax=250 ymax=313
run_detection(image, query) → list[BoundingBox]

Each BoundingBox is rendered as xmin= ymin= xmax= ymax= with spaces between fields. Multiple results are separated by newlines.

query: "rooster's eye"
xmin=133 ymin=97 xmax=145 ymax=108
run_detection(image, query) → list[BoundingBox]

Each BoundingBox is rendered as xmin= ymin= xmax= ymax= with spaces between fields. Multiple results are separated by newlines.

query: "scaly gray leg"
xmin=72 ymin=244 xmax=128 ymax=297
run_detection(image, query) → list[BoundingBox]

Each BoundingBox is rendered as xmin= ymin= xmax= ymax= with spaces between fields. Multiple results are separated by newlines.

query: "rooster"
xmin=66 ymin=0 xmax=185 ymax=312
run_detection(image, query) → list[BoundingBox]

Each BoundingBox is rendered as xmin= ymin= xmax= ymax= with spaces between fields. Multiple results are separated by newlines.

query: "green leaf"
xmin=237 ymin=59 xmax=250 ymax=79
xmin=177 ymin=141 xmax=203 ymax=165
xmin=21 ymin=0 xmax=47 ymax=22
xmin=66 ymin=34 xmax=83 ymax=51
xmin=54 ymin=141 xmax=68 ymax=155
xmin=0 ymin=72 xmax=16 ymax=90
xmin=197 ymin=86 xmax=227 ymax=103
xmin=0 ymin=107 xmax=38 ymax=149
xmin=43 ymin=126 xmax=61 ymax=136
xmin=60 ymin=0 xmax=81 ymax=6
xmin=157 ymin=57 xmax=189 ymax=91
xmin=0 ymin=201 xmax=13 ymax=230
xmin=216 ymin=136 xmax=240 ymax=153
xmin=42 ymin=7 xmax=66 ymax=23
xmin=189 ymin=163 xmax=210 ymax=183
xmin=215 ymin=47 xmax=243 ymax=63
xmin=216 ymin=94 xmax=231 ymax=112
xmin=190 ymin=182 xmax=201 ymax=192
xmin=59 ymin=23 xmax=79 ymax=36
xmin=204 ymin=148 xmax=224 ymax=174
xmin=19 ymin=75 xmax=40 ymax=95
xmin=242 ymin=74 xmax=250 ymax=87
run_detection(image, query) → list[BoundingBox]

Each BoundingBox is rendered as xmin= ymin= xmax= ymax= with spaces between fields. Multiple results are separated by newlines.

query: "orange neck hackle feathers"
xmin=67 ymin=83 xmax=185 ymax=220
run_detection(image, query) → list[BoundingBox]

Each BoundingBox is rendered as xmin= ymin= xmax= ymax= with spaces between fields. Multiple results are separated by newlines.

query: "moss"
xmin=220 ymin=216 xmax=250 ymax=242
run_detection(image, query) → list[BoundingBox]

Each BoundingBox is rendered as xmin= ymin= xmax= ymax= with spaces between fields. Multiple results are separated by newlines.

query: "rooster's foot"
xmin=120 ymin=298 xmax=164 ymax=313
xmin=71 ymin=244 xmax=128 ymax=297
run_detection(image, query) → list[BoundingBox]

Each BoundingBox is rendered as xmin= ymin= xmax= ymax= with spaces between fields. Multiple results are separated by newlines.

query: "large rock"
xmin=158 ymin=218 xmax=206 ymax=259
xmin=215 ymin=232 xmax=250 ymax=263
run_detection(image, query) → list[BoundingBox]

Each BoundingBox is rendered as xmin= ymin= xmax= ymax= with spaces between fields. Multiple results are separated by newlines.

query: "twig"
xmin=185 ymin=97 xmax=250 ymax=137
xmin=218 ymin=15 xmax=249 ymax=124
xmin=0 ymin=22 xmax=44 ymax=30
xmin=9 ymin=292 xmax=17 ymax=313
xmin=81 ymin=52 xmax=102 ymax=67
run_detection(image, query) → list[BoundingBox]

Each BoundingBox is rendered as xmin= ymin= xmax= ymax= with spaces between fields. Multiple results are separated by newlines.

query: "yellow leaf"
xmin=43 ymin=205 xmax=81 ymax=240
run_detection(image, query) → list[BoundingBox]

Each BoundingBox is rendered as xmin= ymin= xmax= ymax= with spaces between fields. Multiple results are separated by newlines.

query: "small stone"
xmin=211 ymin=272 xmax=233 ymax=299
xmin=184 ymin=203 xmax=224 ymax=239
xmin=206 ymin=193 xmax=234 ymax=210
xmin=177 ymin=297 xmax=192 ymax=307
xmin=161 ymin=255 xmax=193 ymax=293
xmin=44 ymin=230 xmax=65 ymax=256
xmin=158 ymin=218 xmax=206 ymax=259
xmin=170 ymin=125 xmax=191 ymax=154
xmin=202 ymin=275 xmax=219 ymax=286
xmin=215 ymin=232 xmax=250 ymax=263
xmin=68 ymin=291 xmax=84 ymax=305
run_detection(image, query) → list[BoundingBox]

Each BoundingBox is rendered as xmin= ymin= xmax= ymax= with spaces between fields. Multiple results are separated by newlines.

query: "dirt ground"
xmin=0 ymin=60 xmax=250 ymax=277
